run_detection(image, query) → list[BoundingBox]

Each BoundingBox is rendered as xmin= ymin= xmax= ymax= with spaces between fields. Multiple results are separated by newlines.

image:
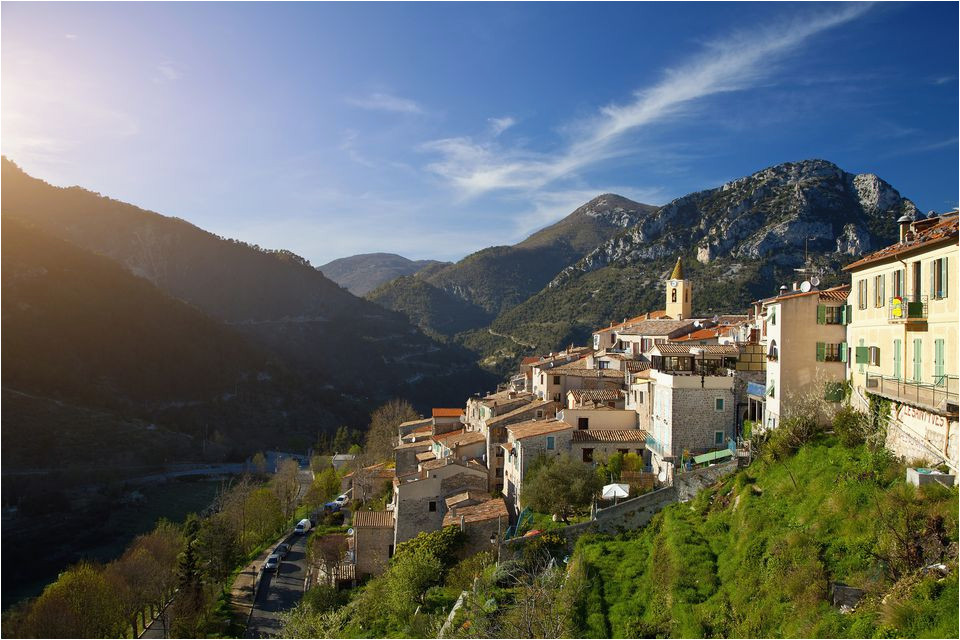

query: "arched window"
xmin=685 ymin=289 xmax=689 ymax=301
xmin=671 ymin=288 xmax=677 ymax=302
xmin=767 ymin=339 xmax=779 ymax=361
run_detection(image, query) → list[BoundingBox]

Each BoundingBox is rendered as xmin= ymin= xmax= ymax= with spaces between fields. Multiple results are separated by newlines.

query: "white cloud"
xmin=345 ymin=92 xmax=423 ymax=114
xmin=157 ymin=61 xmax=181 ymax=81
xmin=488 ymin=116 xmax=516 ymax=136
xmin=422 ymin=3 xmax=872 ymax=198
xmin=65 ymin=33 xmax=79 ymax=40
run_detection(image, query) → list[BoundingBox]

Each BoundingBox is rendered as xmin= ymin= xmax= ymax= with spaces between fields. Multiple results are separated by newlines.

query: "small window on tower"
xmin=671 ymin=288 xmax=677 ymax=302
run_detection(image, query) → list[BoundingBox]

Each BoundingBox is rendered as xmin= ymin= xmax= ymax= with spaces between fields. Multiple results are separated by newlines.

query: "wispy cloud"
xmin=345 ymin=92 xmax=423 ymax=114
xmin=931 ymin=75 xmax=956 ymax=85
xmin=488 ymin=116 xmax=516 ymax=136
xmin=880 ymin=136 xmax=959 ymax=159
xmin=423 ymin=3 xmax=872 ymax=198
xmin=156 ymin=61 xmax=181 ymax=81
xmin=65 ymin=33 xmax=79 ymax=40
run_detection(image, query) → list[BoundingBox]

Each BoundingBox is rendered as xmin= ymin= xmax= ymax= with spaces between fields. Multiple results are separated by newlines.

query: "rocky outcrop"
xmin=550 ymin=159 xmax=915 ymax=287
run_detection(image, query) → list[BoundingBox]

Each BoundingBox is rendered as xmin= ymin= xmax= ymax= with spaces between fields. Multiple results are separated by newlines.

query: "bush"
xmin=393 ymin=526 xmax=464 ymax=571
xmin=833 ymin=405 xmax=872 ymax=448
xmin=764 ymin=415 xmax=820 ymax=460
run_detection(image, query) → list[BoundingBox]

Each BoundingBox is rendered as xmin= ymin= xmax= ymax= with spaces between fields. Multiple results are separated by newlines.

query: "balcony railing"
xmin=888 ymin=294 xmax=928 ymax=323
xmin=865 ymin=372 xmax=958 ymax=414
xmin=645 ymin=435 xmax=668 ymax=458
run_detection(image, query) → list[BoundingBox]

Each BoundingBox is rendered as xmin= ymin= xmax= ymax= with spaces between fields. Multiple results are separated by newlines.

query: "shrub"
xmin=833 ymin=405 xmax=872 ymax=448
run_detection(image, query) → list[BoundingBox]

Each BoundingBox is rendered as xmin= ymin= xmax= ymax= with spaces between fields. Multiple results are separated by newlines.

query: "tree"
xmin=195 ymin=512 xmax=240 ymax=584
xmin=252 ymin=451 xmax=268 ymax=475
xmin=24 ymin=562 xmax=125 ymax=638
xmin=521 ymin=454 xmax=602 ymax=523
xmin=306 ymin=467 xmax=341 ymax=509
xmin=246 ymin=488 xmax=284 ymax=543
xmin=385 ymin=548 xmax=443 ymax=617
xmin=365 ymin=399 xmax=420 ymax=463
xmin=272 ymin=458 xmax=301 ymax=520
xmin=332 ymin=426 xmax=353 ymax=454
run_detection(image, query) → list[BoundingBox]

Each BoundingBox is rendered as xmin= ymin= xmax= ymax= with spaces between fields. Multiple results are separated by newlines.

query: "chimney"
xmin=792 ymin=282 xmax=799 ymax=291
xmin=898 ymin=213 xmax=915 ymax=243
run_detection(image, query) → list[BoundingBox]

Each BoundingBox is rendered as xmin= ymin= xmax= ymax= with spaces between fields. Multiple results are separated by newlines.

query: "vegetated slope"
xmin=0 ymin=157 xmax=495 ymax=407
xmin=1 ymin=217 xmax=344 ymax=471
xmin=318 ymin=252 xmax=448 ymax=296
xmin=367 ymin=275 xmax=495 ymax=337
xmin=573 ymin=439 xmax=958 ymax=638
xmin=367 ymin=194 xmax=656 ymax=340
xmin=492 ymin=159 xmax=916 ymax=355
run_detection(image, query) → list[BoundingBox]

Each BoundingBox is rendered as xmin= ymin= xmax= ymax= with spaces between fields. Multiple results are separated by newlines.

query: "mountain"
xmin=489 ymin=159 xmax=916 ymax=355
xmin=318 ymin=252 xmax=448 ymax=296
xmin=368 ymin=194 xmax=658 ymax=336
xmin=0 ymin=158 xmax=496 ymax=411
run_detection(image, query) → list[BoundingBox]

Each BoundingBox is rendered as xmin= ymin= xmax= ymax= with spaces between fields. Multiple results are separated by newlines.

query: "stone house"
xmin=352 ymin=510 xmax=394 ymax=579
xmin=472 ymin=396 xmax=558 ymax=493
xmin=443 ymin=498 xmax=509 ymax=557
xmin=393 ymin=440 xmax=432 ymax=477
xmin=500 ymin=418 xmax=575 ymax=514
xmin=391 ymin=460 xmax=487 ymax=545
xmin=431 ymin=408 xmax=465 ymax=434
xmin=570 ymin=429 xmax=650 ymax=467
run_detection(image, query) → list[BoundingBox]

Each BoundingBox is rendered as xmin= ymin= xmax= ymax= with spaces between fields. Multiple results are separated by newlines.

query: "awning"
xmin=693 ymin=448 xmax=734 ymax=465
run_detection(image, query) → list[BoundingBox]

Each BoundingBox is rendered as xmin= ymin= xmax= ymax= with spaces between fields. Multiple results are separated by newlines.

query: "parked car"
xmin=334 ymin=493 xmax=349 ymax=504
xmin=275 ymin=543 xmax=290 ymax=559
xmin=324 ymin=501 xmax=342 ymax=512
xmin=263 ymin=554 xmax=281 ymax=573
xmin=294 ymin=518 xmax=312 ymax=535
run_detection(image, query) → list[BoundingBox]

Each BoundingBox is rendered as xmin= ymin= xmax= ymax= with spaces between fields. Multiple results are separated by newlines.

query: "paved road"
xmin=245 ymin=533 xmax=310 ymax=638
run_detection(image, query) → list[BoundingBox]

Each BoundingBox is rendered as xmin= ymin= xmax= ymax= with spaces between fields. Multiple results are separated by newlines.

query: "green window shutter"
xmin=893 ymin=339 xmax=902 ymax=380
xmin=943 ymin=257 xmax=949 ymax=298
xmin=840 ymin=342 xmax=848 ymax=363
xmin=931 ymin=260 xmax=936 ymax=298
xmin=816 ymin=342 xmax=826 ymax=362
xmin=935 ymin=339 xmax=945 ymax=382
xmin=769 ymin=307 xmax=776 ymax=325
xmin=855 ymin=346 xmax=869 ymax=364
xmin=913 ymin=339 xmax=922 ymax=381
xmin=816 ymin=305 xmax=826 ymax=324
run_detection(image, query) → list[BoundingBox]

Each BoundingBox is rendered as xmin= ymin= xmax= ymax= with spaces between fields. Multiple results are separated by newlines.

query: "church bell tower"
xmin=665 ymin=257 xmax=692 ymax=320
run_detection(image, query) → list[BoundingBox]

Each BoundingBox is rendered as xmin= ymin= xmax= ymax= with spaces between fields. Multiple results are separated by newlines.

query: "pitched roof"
xmin=508 ymin=419 xmax=574 ymax=441
xmin=670 ymin=256 xmax=684 ymax=279
xmin=486 ymin=398 xmax=556 ymax=426
xmin=595 ymin=311 xmax=669 ymax=334
xmin=760 ymin=284 xmax=851 ymax=305
xmin=572 ymin=429 xmax=649 ymax=443
xmin=394 ymin=440 xmax=432 ymax=451
xmin=415 ymin=451 xmax=436 ymax=462
xmin=653 ymin=343 xmax=740 ymax=356
xmin=443 ymin=431 xmax=486 ymax=448
xmin=399 ymin=418 xmax=432 ymax=429
xmin=353 ymin=511 xmax=394 ymax=528
xmin=844 ymin=214 xmax=958 ymax=271
xmin=671 ymin=327 xmax=722 ymax=342
xmin=432 ymin=408 xmax=464 ymax=418
xmin=616 ymin=319 xmax=697 ymax=337
xmin=568 ymin=389 xmax=624 ymax=403
xmin=624 ymin=361 xmax=651 ymax=373
xmin=500 ymin=442 xmax=514 ymax=454
xmin=442 ymin=498 xmax=509 ymax=526
xmin=444 ymin=491 xmax=484 ymax=510
xmin=430 ymin=428 xmax=466 ymax=443
xmin=551 ymin=362 xmax=625 ymax=377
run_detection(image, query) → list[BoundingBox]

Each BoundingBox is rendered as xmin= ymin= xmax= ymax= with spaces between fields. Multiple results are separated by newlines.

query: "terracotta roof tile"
xmin=624 ymin=361 xmax=651 ymax=373
xmin=353 ymin=511 xmax=394 ymax=528
xmin=430 ymin=428 xmax=466 ymax=443
xmin=572 ymin=429 xmax=649 ymax=443
xmin=415 ymin=451 xmax=436 ymax=462
xmin=432 ymin=408 xmax=464 ymax=418
xmin=653 ymin=343 xmax=740 ymax=356
xmin=569 ymin=389 xmax=624 ymax=403
xmin=442 ymin=498 xmax=509 ymax=526
xmin=844 ymin=214 xmax=958 ymax=271
xmin=508 ymin=419 xmax=574 ymax=440
xmin=616 ymin=319 xmax=697 ymax=337
xmin=486 ymin=399 xmax=556 ymax=426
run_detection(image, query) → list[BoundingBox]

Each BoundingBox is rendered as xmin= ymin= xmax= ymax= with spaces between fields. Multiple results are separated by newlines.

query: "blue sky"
xmin=2 ymin=1 xmax=957 ymax=264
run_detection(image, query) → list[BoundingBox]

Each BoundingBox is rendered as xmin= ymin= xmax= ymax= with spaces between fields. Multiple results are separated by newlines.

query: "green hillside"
xmin=572 ymin=439 xmax=959 ymax=638
xmin=367 ymin=275 xmax=494 ymax=337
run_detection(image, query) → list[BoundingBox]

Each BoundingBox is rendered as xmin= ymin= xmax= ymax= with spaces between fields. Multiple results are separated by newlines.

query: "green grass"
xmin=571 ymin=438 xmax=959 ymax=638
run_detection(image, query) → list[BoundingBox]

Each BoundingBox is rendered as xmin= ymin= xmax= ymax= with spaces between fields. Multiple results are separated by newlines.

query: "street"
xmin=245 ymin=532 xmax=310 ymax=638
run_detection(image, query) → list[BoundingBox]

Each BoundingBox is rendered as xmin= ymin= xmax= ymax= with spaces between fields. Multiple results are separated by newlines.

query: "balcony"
xmin=645 ymin=435 xmax=668 ymax=458
xmin=888 ymin=294 xmax=928 ymax=324
xmin=865 ymin=372 xmax=958 ymax=415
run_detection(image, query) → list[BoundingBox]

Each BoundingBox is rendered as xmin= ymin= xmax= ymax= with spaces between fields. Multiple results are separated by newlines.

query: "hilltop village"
xmin=331 ymin=210 xmax=960 ymax=582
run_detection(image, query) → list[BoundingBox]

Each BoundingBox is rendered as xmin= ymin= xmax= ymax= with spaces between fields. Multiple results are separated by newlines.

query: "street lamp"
xmin=689 ymin=347 xmax=706 ymax=388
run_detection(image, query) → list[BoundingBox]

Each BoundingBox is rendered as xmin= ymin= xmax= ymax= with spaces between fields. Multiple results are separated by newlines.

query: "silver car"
xmin=263 ymin=554 xmax=281 ymax=573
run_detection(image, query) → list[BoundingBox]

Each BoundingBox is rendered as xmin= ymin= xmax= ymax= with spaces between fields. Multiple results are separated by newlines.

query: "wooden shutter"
xmin=816 ymin=305 xmax=826 ymax=324
xmin=893 ymin=339 xmax=901 ymax=380
xmin=816 ymin=342 xmax=826 ymax=362
xmin=840 ymin=342 xmax=848 ymax=363
xmin=912 ymin=339 xmax=922 ymax=381
xmin=943 ymin=257 xmax=949 ymax=298
xmin=935 ymin=339 xmax=945 ymax=382
xmin=855 ymin=346 xmax=869 ymax=364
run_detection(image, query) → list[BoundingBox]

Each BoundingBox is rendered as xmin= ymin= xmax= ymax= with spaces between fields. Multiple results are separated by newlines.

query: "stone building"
xmin=443 ymin=498 xmax=509 ymax=557
xmin=391 ymin=459 xmax=487 ymax=545
xmin=352 ymin=510 xmax=394 ymax=578
xmin=501 ymin=418 xmax=575 ymax=514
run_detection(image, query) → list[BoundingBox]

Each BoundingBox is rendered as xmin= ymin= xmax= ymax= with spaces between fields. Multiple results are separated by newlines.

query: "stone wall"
xmin=667 ymin=385 xmax=736 ymax=457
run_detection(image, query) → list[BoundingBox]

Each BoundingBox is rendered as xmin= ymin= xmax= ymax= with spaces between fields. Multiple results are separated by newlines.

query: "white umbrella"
xmin=602 ymin=483 xmax=630 ymax=503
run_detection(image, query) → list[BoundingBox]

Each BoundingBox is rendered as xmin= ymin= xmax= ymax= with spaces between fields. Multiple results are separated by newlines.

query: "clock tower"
xmin=665 ymin=256 xmax=692 ymax=319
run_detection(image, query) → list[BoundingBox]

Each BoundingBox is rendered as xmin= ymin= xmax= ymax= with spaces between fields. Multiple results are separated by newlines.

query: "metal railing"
xmin=865 ymin=372 xmax=958 ymax=413
xmin=888 ymin=294 xmax=928 ymax=322
xmin=645 ymin=435 xmax=668 ymax=457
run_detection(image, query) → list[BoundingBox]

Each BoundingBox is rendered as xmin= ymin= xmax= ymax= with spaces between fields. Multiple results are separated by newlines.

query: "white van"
xmin=294 ymin=518 xmax=311 ymax=535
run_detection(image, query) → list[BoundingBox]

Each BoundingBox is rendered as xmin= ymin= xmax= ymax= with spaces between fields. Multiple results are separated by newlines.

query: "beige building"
xmin=391 ymin=459 xmax=487 ymax=545
xmin=758 ymin=284 xmax=851 ymax=430
xmin=844 ymin=212 xmax=958 ymax=470
xmin=442 ymin=498 xmax=509 ymax=557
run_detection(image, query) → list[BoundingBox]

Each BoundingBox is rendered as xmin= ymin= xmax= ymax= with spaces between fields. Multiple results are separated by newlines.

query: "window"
xmin=714 ymin=431 xmax=725 ymax=445
xmin=388 ymin=545 xmax=394 ymax=558
xmin=767 ymin=381 xmax=776 ymax=398
xmin=912 ymin=261 xmax=922 ymax=297
xmin=535 ymin=410 xmax=544 ymax=419
xmin=582 ymin=448 xmax=594 ymax=463
xmin=932 ymin=257 xmax=949 ymax=299
xmin=715 ymin=398 xmax=725 ymax=411
xmin=893 ymin=268 xmax=905 ymax=298
xmin=496 ymin=467 xmax=503 ymax=478
xmin=598 ymin=360 xmax=609 ymax=370
xmin=618 ymin=449 xmax=629 ymax=455
xmin=857 ymin=279 xmax=867 ymax=309
xmin=496 ymin=446 xmax=504 ymax=458
xmin=912 ymin=339 xmax=922 ymax=382
xmin=577 ymin=417 xmax=589 ymax=430
xmin=767 ymin=339 xmax=779 ymax=361
xmin=637 ymin=391 xmax=645 ymax=404
xmin=874 ymin=275 xmax=885 ymax=307
xmin=546 ymin=436 xmax=555 ymax=450
xmin=671 ymin=288 xmax=677 ymax=302
xmin=428 ymin=501 xmax=437 ymax=512
xmin=825 ymin=305 xmax=844 ymax=324
xmin=552 ymin=375 xmax=561 ymax=385
xmin=868 ymin=346 xmax=880 ymax=367
xmin=768 ymin=306 xmax=777 ymax=325
xmin=816 ymin=342 xmax=845 ymax=362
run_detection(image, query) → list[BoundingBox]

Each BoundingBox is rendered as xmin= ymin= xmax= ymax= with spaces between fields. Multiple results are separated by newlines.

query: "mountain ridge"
xmin=318 ymin=252 xmax=449 ymax=295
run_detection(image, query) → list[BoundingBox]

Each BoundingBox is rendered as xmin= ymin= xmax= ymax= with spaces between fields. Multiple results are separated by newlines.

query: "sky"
xmin=2 ymin=1 xmax=957 ymax=265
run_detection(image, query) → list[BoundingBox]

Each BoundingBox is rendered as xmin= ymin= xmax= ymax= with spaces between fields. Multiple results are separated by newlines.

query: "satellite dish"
xmin=810 ymin=276 xmax=821 ymax=287
xmin=712 ymin=315 xmax=720 ymax=324
xmin=693 ymin=320 xmax=701 ymax=328
xmin=346 ymin=528 xmax=355 ymax=536
xmin=657 ymin=470 xmax=667 ymax=483
xmin=800 ymin=281 xmax=812 ymax=293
